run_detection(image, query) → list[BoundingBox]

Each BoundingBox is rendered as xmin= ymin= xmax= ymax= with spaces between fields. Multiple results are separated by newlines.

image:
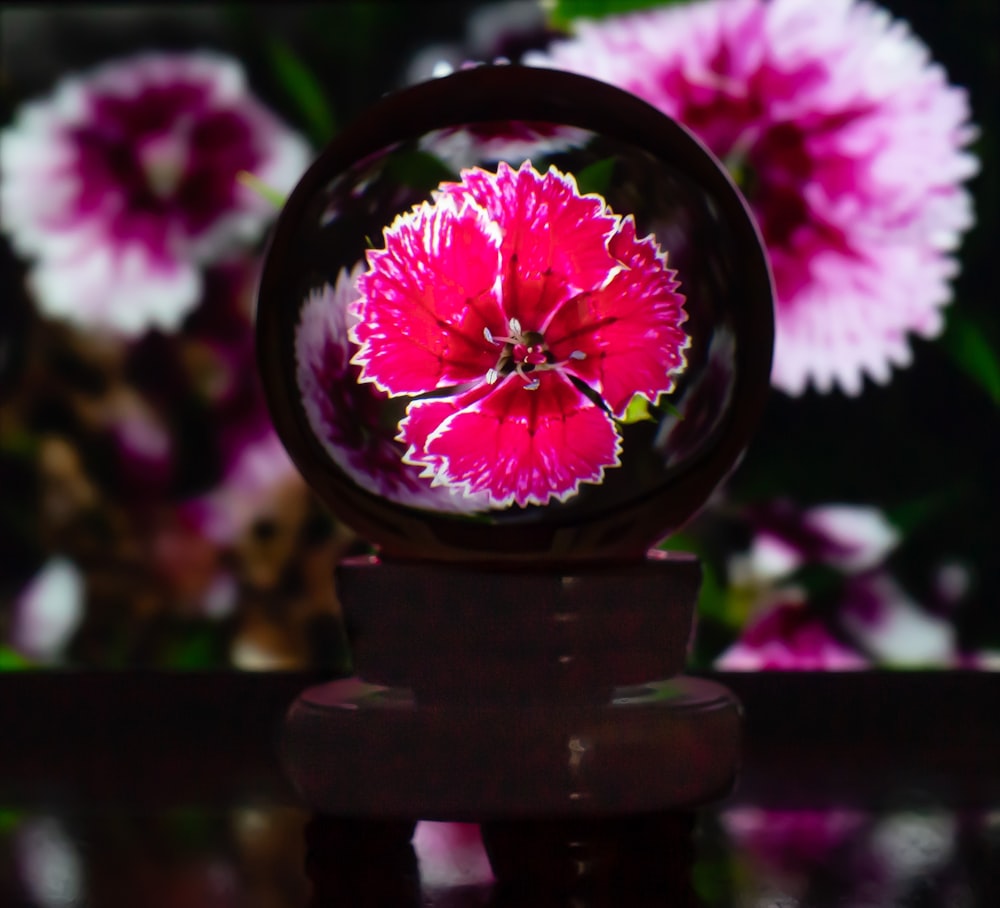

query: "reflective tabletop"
xmin=1 ymin=672 xmax=997 ymax=906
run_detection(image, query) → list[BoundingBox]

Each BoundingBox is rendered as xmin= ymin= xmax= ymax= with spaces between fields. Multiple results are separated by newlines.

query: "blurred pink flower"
xmin=296 ymin=267 xmax=488 ymax=512
xmin=529 ymin=0 xmax=979 ymax=394
xmin=181 ymin=430 xmax=300 ymax=545
xmin=350 ymin=161 xmax=688 ymax=508
xmin=841 ymin=573 xmax=957 ymax=667
xmin=716 ymin=599 xmax=871 ymax=670
xmin=731 ymin=501 xmax=900 ymax=583
xmin=412 ymin=822 xmax=495 ymax=888
xmin=0 ymin=52 xmax=311 ymax=336
xmin=719 ymin=500 xmax=961 ymax=668
xmin=722 ymin=807 xmax=869 ymax=874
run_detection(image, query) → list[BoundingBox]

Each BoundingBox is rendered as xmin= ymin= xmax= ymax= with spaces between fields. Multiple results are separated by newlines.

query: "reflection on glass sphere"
xmin=257 ymin=66 xmax=773 ymax=563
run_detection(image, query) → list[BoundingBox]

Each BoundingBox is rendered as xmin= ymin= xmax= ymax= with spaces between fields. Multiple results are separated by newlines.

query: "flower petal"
xmin=438 ymin=162 xmax=621 ymax=332
xmin=529 ymin=0 xmax=978 ymax=395
xmin=402 ymin=371 xmax=622 ymax=508
xmin=351 ymin=193 xmax=505 ymax=394
xmin=546 ymin=216 xmax=688 ymax=416
xmin=715 ymin=600 xmax=871 ymax=671
xmin=297 ymin=271 xmax=487 ymax=513
xmin=30 ymin=242 xmax=202 ymax=335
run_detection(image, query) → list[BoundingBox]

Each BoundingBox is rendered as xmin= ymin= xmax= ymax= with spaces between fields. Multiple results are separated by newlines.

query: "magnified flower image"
xmin=420 ymin=119 xmax=589 ymax=169
xmin=529 ymin=0 xmax=979 ymax=395
xmin=296 ymin=267 xmax=487 ymax=512
xmin=0 ymin=52 xmax=311 ymax=336
xmin=349 ymin=161 xmax=689 ymax=509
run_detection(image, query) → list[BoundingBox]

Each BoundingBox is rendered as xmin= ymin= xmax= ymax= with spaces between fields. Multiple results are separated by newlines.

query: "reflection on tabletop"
xmin=1 ymin=805 xmax=995 ymax=907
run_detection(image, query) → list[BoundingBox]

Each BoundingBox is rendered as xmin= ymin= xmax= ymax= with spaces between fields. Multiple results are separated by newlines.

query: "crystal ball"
xmin=256 ymin=66 xmax=773 ymax=563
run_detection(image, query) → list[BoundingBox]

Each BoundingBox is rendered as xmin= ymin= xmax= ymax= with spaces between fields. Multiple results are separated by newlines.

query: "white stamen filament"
xmin=482 ymin=316 xmax=581 ymax=391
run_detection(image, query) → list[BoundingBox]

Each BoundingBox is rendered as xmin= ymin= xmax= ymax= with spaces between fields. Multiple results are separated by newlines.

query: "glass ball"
xmin=256 ymin=66 xmax=773 ymax=564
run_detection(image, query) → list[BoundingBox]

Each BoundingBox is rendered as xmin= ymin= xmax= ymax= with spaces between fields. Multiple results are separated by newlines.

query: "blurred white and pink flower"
xmin=529 ymin=0 xmax=979 ymax=395
xmin=0 ymin=51 xmax=311 ymax=336
xmin=715 ymin=500 xmax=960 ymax=669
xmin=728 ymin=502 xmax=900 ymax=585
xmin=181 ymin=430 xmax=301 ymax=546
xmin=840 ymin=573 xmax=957 ymax=668
xmin=716 ymin=598 xmax=872 ymax=670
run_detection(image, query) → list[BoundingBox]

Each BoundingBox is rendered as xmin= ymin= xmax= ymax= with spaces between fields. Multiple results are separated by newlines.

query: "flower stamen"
xmin=486 ymin=319 xmax=589 ymax=389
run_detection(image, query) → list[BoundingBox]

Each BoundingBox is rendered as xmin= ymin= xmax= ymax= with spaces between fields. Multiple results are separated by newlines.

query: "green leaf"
xmin=266 ymin=38 xmax=335 ymax=144
xmin=696 ymin=561 xmax=731 ymax=626
xmin=942 ymin=311 xmax=1000 ymax=405
xmin=575 ymin=157 xmax=616 ymax=196
xmin=621 ymin=392 xmax=655 ymax=424
xmin=385 ymin=150 xmax=458 ymax=192
xmin=161 ymin=626 xmax=226 ymax=670
xmin=0 ymin=809 xmax=23 ymax=834
xmin=887 ymin=483 xmax=971 ymax=535
xmin=0 ymin=646 xmax=33 ymax=671
xmin=545 ymin=0 xmax=686 ymax=30
xmin=164 ymin=808 xmax=217 ymax=850
xmin=692 ymin=856 xmax=735 ymax=906
xmin=619 ymin=391 xmax=683 ymax=425
xmin=236 ymin=170 xmax=288 ymax=209
xmin=659 ymin=396 xmax=684 ymax=420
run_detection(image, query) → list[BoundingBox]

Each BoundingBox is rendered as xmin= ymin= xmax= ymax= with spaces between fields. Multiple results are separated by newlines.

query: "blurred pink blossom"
xmin=716 ymin=599 xmax=871 ymax=670
xmin=182 ymin=430 xmax=300 ymax=545
xmin=718 ymin=500 xmax=961 ymax=668
xmin=529 ymin=0 xmax=979 ymax=394
xmin=729 ymin=501 xmax=900 ymax=584
xmin=296 ymin=267 xmax=489 ymax=512
xmin=841 ymin=573 xmax=957 ymax=667
xmin=722 ymin=807 xmax=869 ymax=874
xmin=412 ymin=822 xmax=495 ymax=888
xmin=0 ymin=52 xmax=311 ymax=336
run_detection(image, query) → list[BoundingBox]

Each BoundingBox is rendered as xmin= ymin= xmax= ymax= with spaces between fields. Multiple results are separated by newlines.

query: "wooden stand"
xmin=281 ymin=551 xmax=742 ymax=884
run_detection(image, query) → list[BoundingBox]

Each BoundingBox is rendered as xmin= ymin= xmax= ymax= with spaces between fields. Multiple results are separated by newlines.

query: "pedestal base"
xmin=281 ymin=674 xmax=741 ymax=820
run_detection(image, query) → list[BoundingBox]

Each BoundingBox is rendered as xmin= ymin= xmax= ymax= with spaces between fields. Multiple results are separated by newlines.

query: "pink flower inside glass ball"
xmin=343 ymin=161 xmax=690 ymax=509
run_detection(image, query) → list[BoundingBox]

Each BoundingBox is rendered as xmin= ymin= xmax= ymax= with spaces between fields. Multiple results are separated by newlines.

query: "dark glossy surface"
xmin=257 ymin=66 xmax=774 ymax=564
xmin=1 ymin=672 xmax=998 ymax=906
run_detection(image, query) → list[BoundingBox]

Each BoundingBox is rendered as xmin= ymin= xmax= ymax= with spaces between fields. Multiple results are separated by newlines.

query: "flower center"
xmin=137 ymin=131 xmax=189 ymax=200
xmin=484 ymin=318 xmax=585 ymax=390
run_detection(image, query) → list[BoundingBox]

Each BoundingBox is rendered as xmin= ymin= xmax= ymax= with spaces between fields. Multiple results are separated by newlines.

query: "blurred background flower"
xmin=528 ymin=0 xmax=980 ymax=396
xmin=0 ymin=0 xmax=996 ymax=671
xmin=1 ymin=51 xmax=311 ymax=336
xmin=706 ymin=500 xmax=961 ymax=669
xmin=716 ymin=805 xmax=983 ymax=906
